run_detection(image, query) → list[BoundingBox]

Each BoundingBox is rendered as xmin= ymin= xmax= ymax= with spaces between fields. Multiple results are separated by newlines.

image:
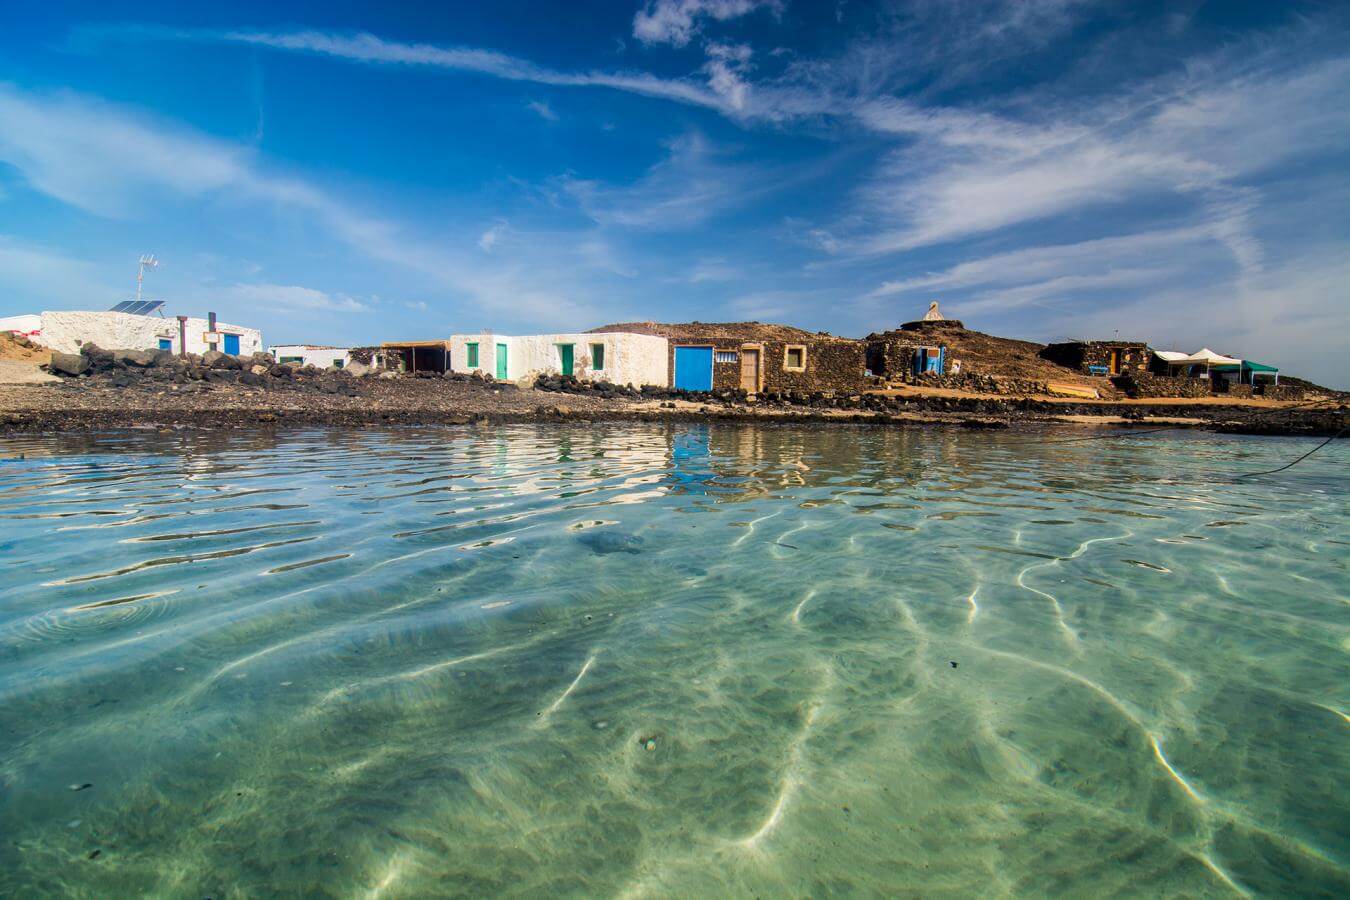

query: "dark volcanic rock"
xmin=49 ymin=352 xmax=90 ymax=376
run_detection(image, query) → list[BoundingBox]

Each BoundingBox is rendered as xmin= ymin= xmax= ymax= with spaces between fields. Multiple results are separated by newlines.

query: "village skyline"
xmin=1 ymin=1 xmax=1347 ymax=387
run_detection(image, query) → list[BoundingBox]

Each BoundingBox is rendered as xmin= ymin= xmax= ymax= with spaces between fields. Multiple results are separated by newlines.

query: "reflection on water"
xmin=0 ymin=425 xmax=1346 ymax=896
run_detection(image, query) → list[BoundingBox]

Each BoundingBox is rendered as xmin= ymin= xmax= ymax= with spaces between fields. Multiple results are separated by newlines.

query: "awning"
xmin=1244 ymin=360 xmax=1279 ymax=372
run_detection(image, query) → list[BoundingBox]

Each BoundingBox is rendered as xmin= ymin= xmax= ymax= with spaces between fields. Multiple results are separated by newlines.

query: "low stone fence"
xmin=915 ymin=373 xmax=1048 ymax=395
xmin=1262 ymin=385 xmax=1305 ymax=401
xmin=1116 ymin=373 xmax=1210 ymax=399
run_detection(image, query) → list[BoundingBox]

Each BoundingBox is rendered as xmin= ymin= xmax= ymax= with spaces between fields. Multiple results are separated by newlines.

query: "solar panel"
xmin=109 ymin=300 xmax=166 ymax=315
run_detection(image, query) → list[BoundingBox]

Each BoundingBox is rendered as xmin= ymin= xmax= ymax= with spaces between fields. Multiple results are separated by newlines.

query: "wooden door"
xmin=740 ymin=348 xmax=760 ymax=392
xmin=495 ymin=343 xmax=508 ymax=379
xmin=559 ymin=344 xmax=574 ymax=376
xmin=1108 ymin=349 xmax=1120 ymax=374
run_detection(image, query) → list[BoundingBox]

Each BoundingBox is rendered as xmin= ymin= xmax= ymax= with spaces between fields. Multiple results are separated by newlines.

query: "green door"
xmin=495 ymin=343 xmax=508 ymax=379
xmin=559 ymin=344 xmax=574 ymax=376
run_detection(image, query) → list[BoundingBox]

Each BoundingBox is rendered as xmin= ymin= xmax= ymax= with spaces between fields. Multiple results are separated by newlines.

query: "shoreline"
xmin=1 ymin=388 xmax=1343 ymax=437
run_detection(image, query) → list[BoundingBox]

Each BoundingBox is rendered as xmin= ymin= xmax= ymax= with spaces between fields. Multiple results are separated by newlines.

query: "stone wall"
xmin=669 ymin=337 xmax=869 ymax=393
xmin=1041 ymin=341 xmax=1149 ymax=375
xmin=865 ymin=339 xmax=947 ymax=381
xmin=1116 ymin=372 xmax=1210 ymax=398
xmin=1262 ymin=385 xmax=1305 ymax=401
xmin=917 ymin=373 xmax=1048 ymax=395
xmin=1226 ymin=384 xmax=1255 ymax=399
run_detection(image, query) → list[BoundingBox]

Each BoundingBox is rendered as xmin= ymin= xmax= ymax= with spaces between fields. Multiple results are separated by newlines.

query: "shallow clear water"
xmin=0 ymin=424 xmax=1346 ymax=897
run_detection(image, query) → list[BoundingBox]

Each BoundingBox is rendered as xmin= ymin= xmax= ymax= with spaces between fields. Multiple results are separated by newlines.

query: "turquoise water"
xmin=0 ymin=425 xmax=1346 ymax=897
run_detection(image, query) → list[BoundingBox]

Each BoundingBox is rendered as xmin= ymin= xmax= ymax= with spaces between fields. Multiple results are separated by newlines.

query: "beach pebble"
xmin=949 ymin=661 xmax=958 ymax=668
xmin=643 ymin=738 xmax=657 ymax=752
xmin=69 ymin=783 xmax=92 ymax=792
xmin=592 ymin=720 xmax=609 ymax=730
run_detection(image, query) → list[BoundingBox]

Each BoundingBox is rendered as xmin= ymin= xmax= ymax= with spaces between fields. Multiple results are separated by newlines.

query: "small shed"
xmin=381 ymin=340 xmax=451 ymax=374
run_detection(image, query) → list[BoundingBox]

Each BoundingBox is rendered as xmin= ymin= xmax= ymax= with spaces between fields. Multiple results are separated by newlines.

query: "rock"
xmin=378 ymin=371 xmax=400 ymax=379
xmin=201 ymin=350 xmax=227 ymax=368
xmin=49 ymin=352 xmax=90 ymax=376
xmin=239 ymin=372 xmax=264 ymax=387
xmin=150 ymin=350 xmax=177 ymax=367
xmin=345 ymin=361 xmax=372 ymax=377
xmin=113 ymin=349 xmax=158 ymax=368
xmin=250 ymin=364 xmax=270 ymax=376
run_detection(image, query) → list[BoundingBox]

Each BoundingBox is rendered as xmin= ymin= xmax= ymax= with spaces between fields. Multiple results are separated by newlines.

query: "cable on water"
xmin=974 ymin=395 xmax=1346 ymax=478
xmin=1233 ymin=425 xmax=1348 ymax=478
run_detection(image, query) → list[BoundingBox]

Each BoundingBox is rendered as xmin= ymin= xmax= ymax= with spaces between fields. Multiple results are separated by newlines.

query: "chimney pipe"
xmin=176 ymin=316 xmax=188 ymax=357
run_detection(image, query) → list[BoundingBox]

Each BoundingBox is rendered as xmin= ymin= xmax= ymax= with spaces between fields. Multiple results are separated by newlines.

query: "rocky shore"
xmin=0 ymin=344 xmax=1343 ymax=436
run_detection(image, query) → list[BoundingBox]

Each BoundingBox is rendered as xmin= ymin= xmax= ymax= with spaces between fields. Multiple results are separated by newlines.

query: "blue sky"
xmin=1 ymin=0 xmax=1347 ymax=385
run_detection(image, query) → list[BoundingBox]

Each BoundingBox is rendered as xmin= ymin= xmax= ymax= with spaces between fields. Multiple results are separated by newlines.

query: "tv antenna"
xmin=136 ymin=254 xmax=159 ymax=302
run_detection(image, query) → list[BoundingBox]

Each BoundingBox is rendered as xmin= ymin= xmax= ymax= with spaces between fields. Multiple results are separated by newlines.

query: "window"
xmin=466 ymin=342 xmax=479 ymax=367
xmin=715 ymin=351 xmax=738 ymax=363
xmin=591 ymin=343 xmax=605 ymax=370
xmin=158 ymin=339 xmax=172 ymax=351
xmin=333 ymin=359 xmax=344 ymax=369
xmin=784 ymin=345 xmax=807 ymax=371
xmin=279 ymin=356 xmax=303 ymax=364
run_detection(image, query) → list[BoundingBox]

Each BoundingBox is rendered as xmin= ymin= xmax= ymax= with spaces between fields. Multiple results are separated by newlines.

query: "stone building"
xmin=1039 ymin=340 xmax=1150 ymax=376
xmin=863 ymin=317 xmax=961 ymax=381
xmin=593 ymin=322 xmax=870 ymax=393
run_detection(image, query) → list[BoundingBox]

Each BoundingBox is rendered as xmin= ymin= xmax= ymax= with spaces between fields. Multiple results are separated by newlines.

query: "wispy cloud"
xmin=525 ymin=99 xmax=558 ymax=122
xmin=478 ymin=222 xmax=508 ymax=252
xmin=166 ymin=28 xmax=732 ymax=112
xmin=558 ymin=133 xmax=763 ymax=230
xmin=0 ymin=235 xmax=115 ymax=308
xmin=633 ymin=0 xmax=782 ymax=48
xmin=219 ymin=283 xmax=370 ymax=313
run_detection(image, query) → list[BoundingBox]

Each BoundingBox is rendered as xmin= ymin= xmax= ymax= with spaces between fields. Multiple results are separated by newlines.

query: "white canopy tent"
xmin=1153 ymin=347 xmax=1240 ymax=378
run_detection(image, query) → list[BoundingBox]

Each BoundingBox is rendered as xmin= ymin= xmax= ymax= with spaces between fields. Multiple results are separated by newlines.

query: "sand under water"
xmin=0 ymin=424 xmax=1345 ymax=896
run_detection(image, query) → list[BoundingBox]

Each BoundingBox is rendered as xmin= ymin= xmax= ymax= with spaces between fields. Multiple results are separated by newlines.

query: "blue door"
xmin=673 ymin=346 xmax=713 ymax=391
xmin=223 ymin=333 xmax=241 ymax=355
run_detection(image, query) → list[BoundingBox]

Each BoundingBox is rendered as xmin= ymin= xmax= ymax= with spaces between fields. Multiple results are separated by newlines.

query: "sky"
xmin=1 ymin=1 xmax=1347 ymax=386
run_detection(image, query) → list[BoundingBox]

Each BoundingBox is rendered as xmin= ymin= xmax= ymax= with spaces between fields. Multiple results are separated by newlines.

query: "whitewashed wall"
xmin=448 ymin=332 xmax=668 ymax=386
xmin=0 ymin=314 xmax=42 ymax=338
xmin=447 ymin=333 xmax=513 ymax=377
xmin=269 ymin=345 xmax=352 ymax=368
xmin=33 ymin=311 xmax=262 ymax=356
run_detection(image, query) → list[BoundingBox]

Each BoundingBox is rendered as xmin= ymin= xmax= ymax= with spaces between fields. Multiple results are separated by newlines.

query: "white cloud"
xmin=844 ymin=52 xmax=1350 ymax=274
xmin=558 ymin=133 xmax=761 ymax=230
xmin=633 ymin=0 xmax=781 ymax=48
xmin=871 ymin=225 xmax=1220 ymax=297
xmin=0 ymin=236 xmax=115 ymax=309
xmin=478 ymin=222 xmax=508 ymax=252
xmin=220 ymin=283 xmax=370 ymax=312
xmin=208 ymin=29 xmax=730 ymax=112
xmin=0 ymin=82 xmax=250 ymax=218
xmin=526 ymin=99 xmax=558 ymax=122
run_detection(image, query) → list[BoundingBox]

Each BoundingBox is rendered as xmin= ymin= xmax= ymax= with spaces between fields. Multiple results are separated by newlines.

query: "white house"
xmin=269 ymin=345 xmax=357 ymax=368
xmin=446 ymin=332 xmax=669 ymax=386
xmin=1 ymin=310 xmax=262 ymax=356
